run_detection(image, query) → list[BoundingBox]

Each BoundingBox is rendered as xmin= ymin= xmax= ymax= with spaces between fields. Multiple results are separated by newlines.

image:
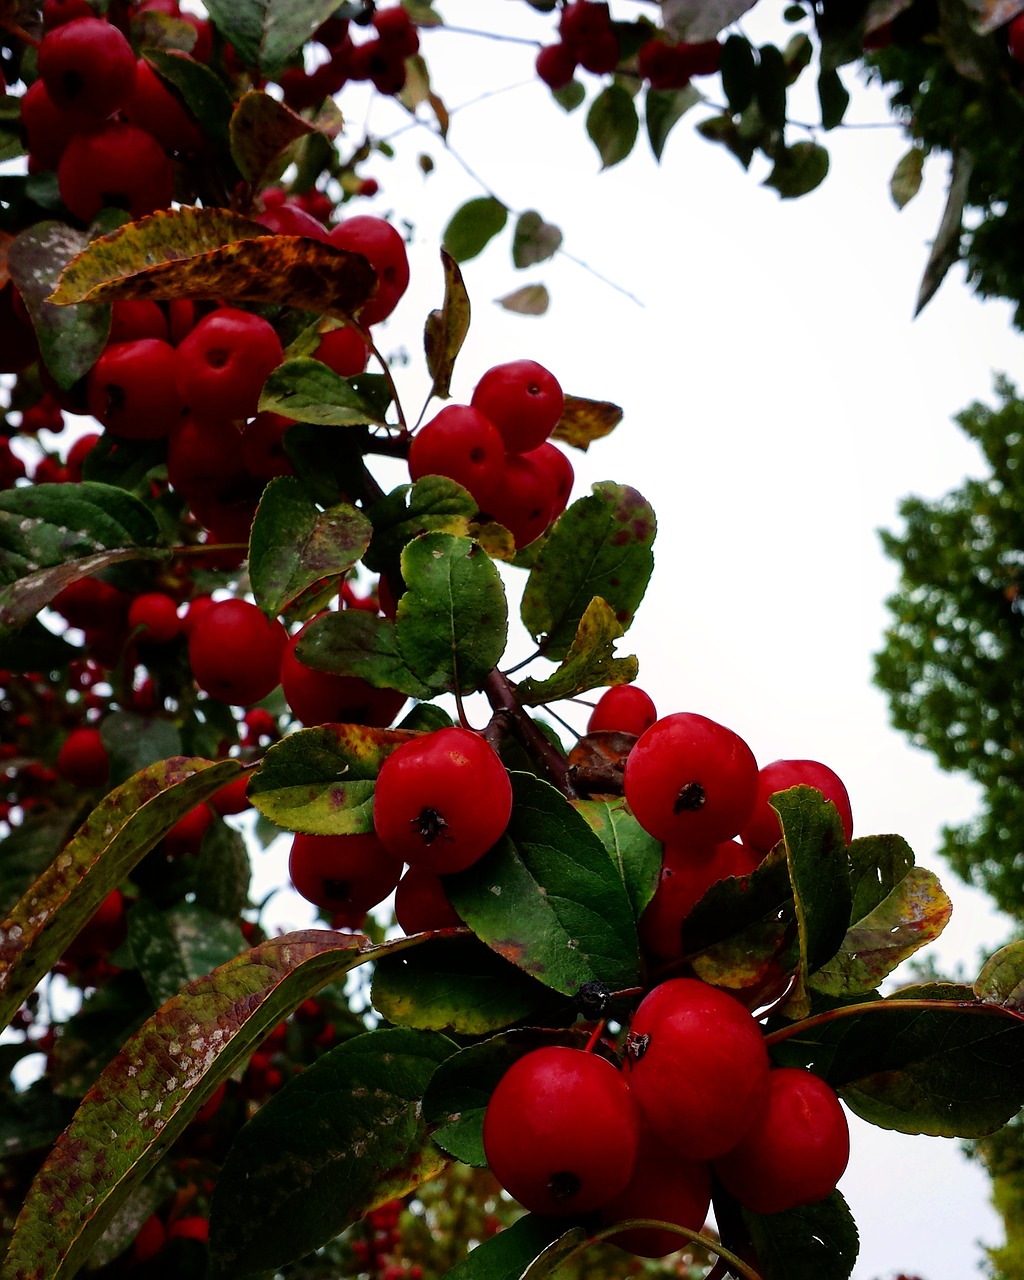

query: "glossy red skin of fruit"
xmin=166 ymin=414 xmax=246 ymax=501
xmin=123 ymin=58 xmax=203 ymax=153
xmin=623 ymin=977 xmax=770 ymax=1160
xmin=315 ymin=326 xmax=370 ymax=377
xmin=288 ymin=831 xmax=404 ymax=916
xmin=471 ymin=359 xmax=564 ymax=454
xmin=20 ymin=79 xmax=82 ymax=170
xmin=623 ymin=712 xmax=758 ymax=845
xmin=639 ymin=838 xmax=758 ymax=963
xmin=373 ymin=726 xmax=513 ymax=873
xmin=58 ymin=121 xmax=174 ymax=221
xmin=588 ymin=684 xmax=657 ymax=736
xmin=602 ymin=1122 xmax=711 ymax=1257
xmin=713 ymin=1067 xmax=850 ymax=1214
xmin=408 ymin=404 xmax=506 ymax=510
xmin=128 ymin=592 xmax=182 ymax=645
xmin=108 ymin=299 xmax=168 ymax=344
xmin=56 ymin=726 xmax=109 ymax=788
xmin=328 ymin=216 xmax=410 ymax=325
xmin=394 ymin=864 xmax=463 ymax=933
xmin=131 ymin=1214 xmax=166 ymax=1264
xmin=483 ymin=451 xmax=556 ymax=550
xmin=87 ymin=338 xmax=183 ymax=440
xmin=525 ymin=440 xmax=573 ymax=516
xmin=38 ymin=16 xmax=137 ymax=118
xmin=176 ymin=308 xmax=284 ymax=422
xmin=483 ymin=1046 xmax=641 ymax=1216
xmin=209 ymin=773 xmax=251 ymax=815
xmin=166 ymin=1216 xmax=210 ymax=1243
xmin=536 ymin=42 xmax=577 ymax=89
xmin=187 ymin=598 xmax=288 ymax=706
xmin=281 ymin=621 xmax=406 ymax=727
xmin=741 ymin=758 xmax=853 ymax=853
xmin=255 ymin=202 xmax=331 ymax=240
xmin=163 ymin=802 xmax=214 ymax=856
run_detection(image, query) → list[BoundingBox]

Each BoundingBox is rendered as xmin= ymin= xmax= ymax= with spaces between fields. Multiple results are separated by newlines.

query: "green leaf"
xmin=0 ymin=808 xmax=83 ymax=919
xmin=259 ymin=356 xmax=391 ymax=425
xmin=8 ymin=221 xmax=110 ymax=389
xmin=0 ymin=756 xmax=242 ymax=1034
xmin=364 ymin=476 xmax=478 ymax=575
xmin=446 ymin=772 xmax=640 ymax=997
xmin=822 ymin=983 xmax=1024 ymax=1136
xmin=744 ymin=1191 xmax=859 ymax=1280
xmin=144 ymin=49 xmax=234 ymax=154
xmin=764 ymin=141 xmax=830 ymax=198
xmin=424 ymin=249 xmax=471 ymax=399
xmin=975 ymin=940 xmax=1024 ymax=1012
xmin=810 ymin=867 xmax=951 ymax=997
xmin=720 ymin=34 xmax=756 ymax=113
xmin=846 ymin=833 xmax=915 ymax=921
xmin=496 ymin=283 xmax=550 ymax=315
xmin=586 ymin=83 xmax=639 ymax=170
xmin=517 ymin=596 xmax=637 ymax=705
xmin=203 ymin=0 xmax=343 ymax=73
xmin=512 ymin=211 xmax=563 ymax=268
xmin=442 ymin=197 xmax=509 ymax=264
xmin=195 ymin=816 xmax=252 ymax=919
xmin=890 ymin=146 xmax=925 ymax=210
xmin=128 ymin=900 xmax=248 ymax=1008
xmin=572 ymin=797 xmax=662 ymax=921
xmin=521 ymin=483 xmax=655 ymax=661
xmin=247 ymin=723 xmax=415 ymax=834
xmin=817 ymin=67 xmax=850 ymax=130
xmin=209 ymin=1028 xmax=456 ymax=1278
xmin=396 ymin=532 xmax=508 ymax=695
xmin=552 ymin=81 xmax=586 ymax=112
xmin=550 ymin=395 xmax=623 ymax=452
xmin=100 ymin=710 xmax=183 ymax=784
xmin=754 ymin=43 xmax=788 ymax=131
xmin=248 ymin=477 xmax=372 ymax=616
xmin=296 ymin=609 xmax=433 ymax=699
xmin=229 ymin=88 xmax=317 ymax=185
xmin=645 ymin=85 xmax=701 ymax=162
xmin=774 ymin=786 xmax=852 ymax=1018
xmin=371 ymin=933 xmax=563 ymax=1035
xmin=3 ymin=929 xmax=375 ymax=1280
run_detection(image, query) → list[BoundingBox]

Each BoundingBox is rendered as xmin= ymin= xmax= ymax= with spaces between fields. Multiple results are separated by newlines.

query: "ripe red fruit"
xmin=280 ymin=620 xmax=406 ymax=727
xmin=373 ymin=726 xmax=513 ymax=873
xmin=408 ymin=404 xmax=506 ymax=510
xmin=188 ymin=598 xmax=288 ymax=706
xmin=123 ymin=58 xmax=203 ymax=154
xmin=288 ymin=831 xmax=404 ymax=916
xmin=128 ymin=592 xmax=182 ymax=645
xmin=315 ymin=325 xmax=370 ymax=377
xmin=20 ymin=79 xmax=82 ymax=171
xmin=163 ymin=802 xmax=214 ymax=856
xmin=471 ymin=359 xmax=564 ymax=454
xmin=38 ymin=16 xmax=137 ymax=118
xmin=166 ymin=414 xmax=246 ymax=503
xmin=394 ymin=865 xmax=463 ymax=933
xmin=241 ymin=411 xmax=296 ymax=481
xmin=166 ymin=1215 xmax=209 ymax=1243
xmin=131 ymin=1214 xmax=166 ymax=1264
xmin=623 ymin=712 xmax=759 ymax=845
xmin=255 ymin=202 xmax=331 ymax=240
xmin=1009 ymin=13 xmax=1024 ymax=61
xmin=56 ymin=726 xmax=109 ymax=787
xmin=639 ymin=839 xmax=758 ymax=963
xmin=559 ymin=1 xmax=611 ymax=56
xmin=588 ymin=684 xmax=657 ymax=737
xmin=209 ymin=774 xmax=251 ymax=816
xmin=483 ymin=451 xmax=556 ymax=550
xmin=740 ymin=758 xmax=854 ymax=853
xmin=176 ymin=307 xmax=284 ymax=421
xmin=66 ymin=431 xmax=100 ymax=481
xmin=483 ymin=1046 xmax=641 ymax=1216
xmin=328 ymin=216 xmax=410 ymax=325
xmin=602 ymin=1123 xmax=711 ymax=1257
xmin=536 ymin=42 xmax=577 ymax=90
xmin=623 ymin=977 xmax=770 ymax=1160
xmin=42 ymin=0 xmax=93 ymax=28
xmin=108 ymin=299 xmax=168 ymax=344
xmin=87 ymin=338 xmax=183 ymax=440
xmin=57 ymin=121 xmax=175 ymax=221
xmin=713 ymin=1067 xmax=851 ymax=1214
xmin=524 ymin=440 xmax=574 ymax=517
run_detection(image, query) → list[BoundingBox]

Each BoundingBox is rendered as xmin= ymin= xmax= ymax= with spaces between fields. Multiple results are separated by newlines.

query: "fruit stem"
xmin=482 ymin=669 xmax=574 ymax=796
xmin=1 ymin=18 xmax=40 ymax=48
xmin=763 ymin=995 xmax=1024 ymax=1047
xmin=583 ymin=1019 xmax=606 ymax=1053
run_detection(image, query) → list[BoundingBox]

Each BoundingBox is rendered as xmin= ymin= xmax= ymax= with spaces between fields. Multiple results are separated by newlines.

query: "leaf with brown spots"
xmin=516 ymin=596 xmax=637 ymax=705
xmin=2 ymin=930 xmax=432 ymax=1280
xmin=230 ymin=89 xmax=317 ymax=186
xmin=551 ymin=395 xmax=623 ymax=452
xmin=49 ymin=207 xmax=377 ymax=320
xmin=424 ymin=249 xmax=471 ymax=400
xmin=0 ymin=756 xmax=242 ymax=1037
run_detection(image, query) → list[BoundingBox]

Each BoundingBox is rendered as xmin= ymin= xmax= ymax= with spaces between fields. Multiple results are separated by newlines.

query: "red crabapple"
xmin=176 ymin=307 xmax=284 ymax=422
xmin=408 ymin=404 xmax=506 ymax=511
xmin=327 ymin=216 xmax=410 ymax=325
xmin=471 ymin=359 xmax=564 ymax=454
xmin=602 ymin=1122 xmax=712 ymax=1257
xmin=394 ymin=865 xmax=463 ymax=933
xmin=281 ymin=620 xmax=406 ymax=727
xmin=56 ymin=726 xmax=109 ymax=788
xmin=588 ymin=684 xmax=657 ymax=737
xmin=58 ymin=121 xmax=174 ymax=221
xmin=288 ymin=831 xmax=404 ymax=916
xmin=740 ymin=758 xmax=854 ymax=853
xmin=483 ymin=451 xmax=556 ymax=550
xmin=128 ymin=592 xmax=182 ymax=645
xmin=87 ymin=339 xmax=183 ymax=440
xmin=38 ymin=16 xmax=137 ymax=118
xmin=187 ymin=598 xmax=288 ymax=706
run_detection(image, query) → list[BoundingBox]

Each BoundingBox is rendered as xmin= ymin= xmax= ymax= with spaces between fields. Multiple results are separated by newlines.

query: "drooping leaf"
xmin=0 ymin=755 xmax=241 ymax=1069
xmin=247 ymin=723 xmax=415 ymax=834
xmin=517 ymin=596 xmax=637 ymax=705
xmin=817 ymin=66 xmax=850 ymax=130
xmin=424 ymin=249 xmax=471 ymax=399
xmin=975 ymin=940 xmax=1024 ymax=1012
xmin=3 ymin=929 xmax=377 ymax=1280
xmin=754 ymin=42 xmax=788 ymax=130
xmin=512 ymin=211 xmax=563 ymax=268
xmin=364 ymin=476 xmax=479 ymax=575
xmin=550 ymin=395 xmax=623 ymax=451
xmin=720 ymin=34 xmax=757 ymax=112
xmin=0 ymin=807 xmax=84 ymax=919
xmin=195 ymin=815 xmax=253 ymax=920
xmin=50 ymin=207 xmax=377 ymax=319
xmin=8 ymin=221 xmax=110 ymax=389
xmin=496 ymin=283 xmax=550 ymax=315
xmin=586 ymin=83 xmax=639 ymax=170
xmin=764 ymin=141 xmax=830 ymax=198
xmin=521 ymin=483 xmax=655 ymax=661
xmin=396 ymin=532 xmax=508 ymax=694
xmin=203 ymin=0 xmax=343 ymax=73
xmin=572 ymin=797 xmax=662 ymax=921
xmin=645 ymin=85 xmax=702 ymax=162
xmin=128 ymin=900 xmax=249 ymax=1009
xmin=296 ymin=609 xmax=433 ymax=699
xmin=371 ymin=933 xmax=564 ymax=1035
xmin=208 ymin=1028 xmax=456 ymax=1279
xmin=263 ymin=356 xmax=389 ymax=427
xmin=442 ymin=197 xmax=509 ymax=264
xmin=248 ymin=477 xmax=373 ymax=617
xmin=143 ymin=49 xmax=234 ymax=154
xmin=743 ymin=1191 xmax=859 ymax=1280
xmin=915 ymin=147 xmax=972 ymax=316
xmin=890 ymin=146 xmax=925 ymax=210
xmin=229 ymin=89 xmax=318 ymax=185
xmin=552 ymin=81 xmax=586 ymax=112
xmin=446 ymin=772 xmax=640 ymax=997
xmin=810 ymin=867 xmax=951 ymax=996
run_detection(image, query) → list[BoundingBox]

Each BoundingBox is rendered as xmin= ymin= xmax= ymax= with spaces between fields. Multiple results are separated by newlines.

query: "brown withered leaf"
xmin=551 ymin=394 xmax=624 ymax=452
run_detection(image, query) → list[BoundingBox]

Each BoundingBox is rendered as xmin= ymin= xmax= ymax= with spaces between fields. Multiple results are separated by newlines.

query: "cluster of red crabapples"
xmin=409 ymin=358 xmax=575 ymax=550
xmin=535 ymin=1 xmax=722 ymax=92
